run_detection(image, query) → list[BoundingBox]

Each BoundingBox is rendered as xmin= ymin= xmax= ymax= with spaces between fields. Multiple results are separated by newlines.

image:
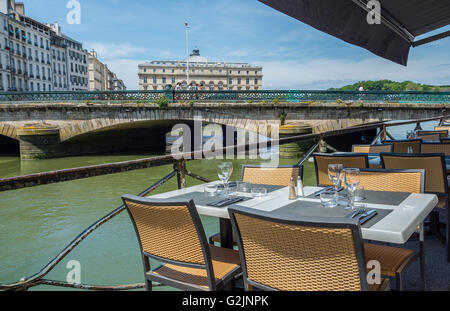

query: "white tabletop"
xmin=149 ymin=183 xmax=438 ymax=245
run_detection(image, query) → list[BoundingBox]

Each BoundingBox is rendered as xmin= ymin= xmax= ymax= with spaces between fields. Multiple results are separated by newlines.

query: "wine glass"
xmin=217 ymin=163 xmax=233 ymax=196
xmin=343 ymin=168 xmax=361 ymax=210
xmin=328 ymin=164 xmax=343 ymax=191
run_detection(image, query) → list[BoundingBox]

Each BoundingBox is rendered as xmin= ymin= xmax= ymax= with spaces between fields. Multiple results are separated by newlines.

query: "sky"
xmin=20 ymin=0 xmax=450 ymax=90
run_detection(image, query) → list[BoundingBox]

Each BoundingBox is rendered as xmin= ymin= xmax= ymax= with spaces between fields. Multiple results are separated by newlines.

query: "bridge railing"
xmin=0 ymin=89 xmax=449 ymax=103
xmin=0 ymin=114 xmax=449 ymax=291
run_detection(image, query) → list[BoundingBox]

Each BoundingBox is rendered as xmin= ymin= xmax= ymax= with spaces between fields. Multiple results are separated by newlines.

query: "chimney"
xmin=14 ymin=1 xmax=24 ymax=15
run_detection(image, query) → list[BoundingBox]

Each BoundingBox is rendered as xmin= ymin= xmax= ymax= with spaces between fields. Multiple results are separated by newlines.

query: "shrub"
xmin=156 ymin=96 xmax=169 ymax=109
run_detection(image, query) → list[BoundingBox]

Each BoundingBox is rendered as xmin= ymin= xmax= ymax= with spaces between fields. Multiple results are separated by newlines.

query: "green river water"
xmin=0 ymin=121 xmax=437 ymax=290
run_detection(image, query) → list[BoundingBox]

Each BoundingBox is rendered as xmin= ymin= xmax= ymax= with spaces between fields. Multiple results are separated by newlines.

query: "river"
xmin=0 ymin=121 xmax=438 ymax=290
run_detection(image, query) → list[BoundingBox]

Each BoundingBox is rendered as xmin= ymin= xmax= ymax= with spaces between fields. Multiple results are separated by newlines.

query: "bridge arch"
xmin=59 ymin=109 xmax=271 ymax=142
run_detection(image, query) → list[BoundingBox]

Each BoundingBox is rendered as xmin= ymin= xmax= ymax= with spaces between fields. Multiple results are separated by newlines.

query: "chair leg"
xmin=145 ymin=279 xmax=153 ymax=291
xmin=419 ymin=224 xmax=427 ymax=291
xmin=395 ymin=273 xmax=403 ymax=291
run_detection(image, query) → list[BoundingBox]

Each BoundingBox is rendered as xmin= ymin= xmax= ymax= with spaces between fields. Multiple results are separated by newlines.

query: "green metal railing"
xmin=0 ymin=89 xmax=449 ymax=103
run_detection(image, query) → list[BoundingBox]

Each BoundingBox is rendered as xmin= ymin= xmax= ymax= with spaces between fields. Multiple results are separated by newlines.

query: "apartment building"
xmin=88 ymin=50 xmax=126 ymax=91
xmin=0 ymin=0 xmax=88 ymax=92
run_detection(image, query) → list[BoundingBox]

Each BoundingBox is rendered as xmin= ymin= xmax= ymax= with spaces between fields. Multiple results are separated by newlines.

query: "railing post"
xmin=318 ymin=136 xmax=327 ymax=153
xmin=414 ymin=122 xmax=423 ymax=131
xmin=381 ymin=125 xmax=387 ymax=142
xmin=174 ymin=159 xmax=186 ymax=189
xmin=164 ymin=85 xmax=174 ymax=103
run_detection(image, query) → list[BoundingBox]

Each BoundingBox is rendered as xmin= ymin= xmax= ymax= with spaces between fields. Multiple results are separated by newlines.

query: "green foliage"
xmin=272 ymin=97 xmax=280 ymax=104
xmin=156 ymin=96 xmax=169 ymax=109
xmin=247 ymin=100 xmax=253 ymax=104
xmin=279 ymin=112 xmax=287 ymax=125
xmin=328 ymin=80 xmax=450 ymax=92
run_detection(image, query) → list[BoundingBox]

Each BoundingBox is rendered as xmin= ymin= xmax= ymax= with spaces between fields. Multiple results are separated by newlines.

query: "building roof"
xmin=139 ymin=48 xmax=262 ymax=69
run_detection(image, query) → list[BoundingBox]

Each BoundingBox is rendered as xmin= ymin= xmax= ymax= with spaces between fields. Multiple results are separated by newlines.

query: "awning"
xmin=259 ymin=0 xmax=450 ymax=66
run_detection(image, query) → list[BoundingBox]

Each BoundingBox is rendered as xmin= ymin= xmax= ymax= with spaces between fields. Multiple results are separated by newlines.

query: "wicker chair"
xmin=417 ymin=133 xmax=441 ymax=142
xmin=358 ymin=168 xmax=425 ymax=290
xmin=209 ymin=165 xmax=303 ymax=246
xmin=352 ymin=144 xmax=393 ymax=154
xmin=421 ymin=142 xmax=450 ymax=156
xmin=417 ymin=130 xmax=448 ymax=139
xmin=434 ymin=126 xmax=450 ymax=133
xmin=241 ymin=165 xmax=303 ymax=186
xmin=381 ymin=153 xmax=449 ymax=260
xmin=382 ymin=139 xmax=421 ymax=154
xmin=122 ymin=195 xmax=241 ymax=291
xmin=228 ymin=207 xmax=390 ymax=291
xmin=313 ymin=153 xmax=369 ymax=187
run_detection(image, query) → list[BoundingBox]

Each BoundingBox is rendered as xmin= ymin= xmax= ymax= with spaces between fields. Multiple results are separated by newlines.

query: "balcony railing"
xmin=0 ymin=89 xmax=448 ymax=103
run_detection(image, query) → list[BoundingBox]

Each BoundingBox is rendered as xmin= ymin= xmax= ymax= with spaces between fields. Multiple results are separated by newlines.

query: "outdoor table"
xmin=149 ymin=183 xmax=438 ymax=247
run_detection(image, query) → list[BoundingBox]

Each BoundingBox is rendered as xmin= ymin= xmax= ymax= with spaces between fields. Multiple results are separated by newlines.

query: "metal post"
xmin=319 ymin=138 xmax=327 ymax=153
xmin=381 ymin=125 xmax=387 ymax=142
xmin=174 ymin=159 xmax=187 ymax=189
xmin=185 ymin=22 xmax=190 ymax=86
xmin=415 ymin=122 xmax=423 ymax=131
xmin=419 ymin=223 xmax=427 ymax=291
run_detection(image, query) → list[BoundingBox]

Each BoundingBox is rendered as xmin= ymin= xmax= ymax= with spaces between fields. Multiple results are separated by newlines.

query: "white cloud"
xmin=259 ymin=56 xmax=450 ymax=89
xmin=84 ymin=42 xmax=148 ymax=59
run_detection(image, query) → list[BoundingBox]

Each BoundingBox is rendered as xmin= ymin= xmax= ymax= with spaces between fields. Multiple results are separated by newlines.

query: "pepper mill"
xmin=289 ymin=177 xmax=297 ymax=200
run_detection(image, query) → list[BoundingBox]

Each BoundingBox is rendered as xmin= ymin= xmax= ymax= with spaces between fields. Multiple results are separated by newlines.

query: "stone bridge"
xmin=0 ymin=101 xmax=448 ymax=159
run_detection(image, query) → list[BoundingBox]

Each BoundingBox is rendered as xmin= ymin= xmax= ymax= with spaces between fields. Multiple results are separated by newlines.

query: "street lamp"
xmin=185 ymin=22 xmax=190 ymax=86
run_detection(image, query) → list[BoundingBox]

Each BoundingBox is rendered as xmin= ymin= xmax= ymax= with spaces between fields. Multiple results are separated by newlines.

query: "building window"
xmin=254 ymin=79 xmax=258 ymax=85
xmin=246 ymin=78 xmax=249 ymax=85
xmin=237 ymin=78 xmax=241 ymax=85
xmin=162 ymin=77 xmax=166 ymax=84
xmin=153 ymin=76 xmax=157 ymax=83
xmin=143 ymin=77 xmax=147 ymax=83
xmin=171 ymin=77 xmax=175 ymax=84
xmin=229 ymin=78 xmax=232 ymax=85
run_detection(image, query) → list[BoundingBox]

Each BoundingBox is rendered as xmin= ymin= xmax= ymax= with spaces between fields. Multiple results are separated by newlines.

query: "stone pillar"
xmin=279 ymin=124 xmax=313 ymax=159
xmin=17 ymin=126 xmax=61 ymax=160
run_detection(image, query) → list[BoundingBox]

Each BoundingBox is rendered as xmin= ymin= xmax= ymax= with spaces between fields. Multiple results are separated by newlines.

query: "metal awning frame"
xmin=351 ymin=0 xmax=450 ymax=47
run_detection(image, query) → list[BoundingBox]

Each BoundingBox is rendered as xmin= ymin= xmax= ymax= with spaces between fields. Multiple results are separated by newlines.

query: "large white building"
xmin=138 ymin=48 xmax=263 ymax=91
xmin=0 ymin=0 xmax=89 ymax=92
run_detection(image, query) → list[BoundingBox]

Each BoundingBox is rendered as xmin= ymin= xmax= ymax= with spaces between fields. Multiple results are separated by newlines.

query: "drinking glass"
xmin=343 ymin=168 xmax=360 ymax=210
xmin=204 ymin=184 xmax=218 ymax=197
xmin=320 ymin=190 xmax=338 ymax=208
xmin=328 ymin=164 xmax=343 ymax=191
xmin=217 ymin=163 xmax=233 ymax=196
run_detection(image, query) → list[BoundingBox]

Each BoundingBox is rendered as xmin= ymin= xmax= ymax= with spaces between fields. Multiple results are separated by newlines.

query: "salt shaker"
xmin=297 ymin=176 xmax=305 ymax=197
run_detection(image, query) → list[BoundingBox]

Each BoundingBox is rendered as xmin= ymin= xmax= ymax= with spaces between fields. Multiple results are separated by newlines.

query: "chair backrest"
xmin=434 ymin=126 xmax=450 ymax=133
xmin=417 ymin=133 xmax=441 ymax=142
xmin=313 ymin=153 xmax=369 ymax=186
xmin=380 ymin=153 xmax=447 ymax=195
xmin=122 ymin=195 xmax=216 ymax=288
xmin=418 ymin=130 xmax=448 ymax=139
xmin=421 ymin=142 xmax=450 ymax=156
xmin=382 ymin=139 xmax=421 ymax=154
xmin=359 ymin=168 xmax=424 ymax=193
xmin=229 ymin=207 xmax=368 ymax=291
xmin=352 ymin=144 xmax=393 ymax=153
xmin=241 ymin=165 xmax=303 ymax=186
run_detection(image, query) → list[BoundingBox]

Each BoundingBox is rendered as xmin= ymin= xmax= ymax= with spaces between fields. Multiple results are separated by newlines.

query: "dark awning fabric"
xmin=259 ymin=0 xmax=450 ymax=66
